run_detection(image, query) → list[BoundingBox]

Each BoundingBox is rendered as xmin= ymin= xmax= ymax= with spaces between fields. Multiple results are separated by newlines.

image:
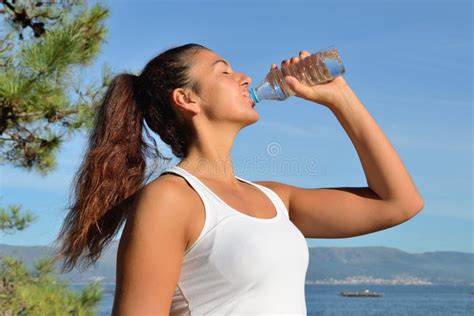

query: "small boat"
xmin=338 ymin=289 xmax=384 ymax=297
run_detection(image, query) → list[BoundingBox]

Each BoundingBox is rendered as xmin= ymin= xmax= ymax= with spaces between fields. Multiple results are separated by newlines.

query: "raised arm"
xmin=321 ymin=77 xmax=424 ymax=206
xmin=256 ymin=51 xmax=424 ymax=238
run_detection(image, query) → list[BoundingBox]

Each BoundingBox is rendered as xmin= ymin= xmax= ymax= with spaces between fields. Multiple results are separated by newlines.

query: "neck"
xmin=177 ymin=158 xmax=236 ymax=182
xmin=177 ymin=123 xmax=240 ymax=184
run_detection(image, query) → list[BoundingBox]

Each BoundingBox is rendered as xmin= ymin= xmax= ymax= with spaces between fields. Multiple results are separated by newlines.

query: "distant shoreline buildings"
xmin=305 ymin=275 xmax=433 ymax=285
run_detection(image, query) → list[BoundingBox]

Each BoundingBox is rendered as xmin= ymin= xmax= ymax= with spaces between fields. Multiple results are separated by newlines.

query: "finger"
xmin=270 ymin=63 xmax=278 ymax=71
xmin=282 ymin=57 xmax=298 ymax=67
xmin=290 ymin=56 xmax=300 ymax=64
xmin=281 ymin=59 xmax=291 ymax=68
xmin=299 ymin=50 xmax=311 ymax=59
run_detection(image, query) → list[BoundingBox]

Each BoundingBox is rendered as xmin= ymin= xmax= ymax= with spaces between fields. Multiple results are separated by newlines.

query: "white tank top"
xmin=161 ymin=165 xmax=309 ymax=315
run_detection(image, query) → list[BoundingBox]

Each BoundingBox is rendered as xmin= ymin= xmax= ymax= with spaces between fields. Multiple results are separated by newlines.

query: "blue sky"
xmin=1 ymin=0 xmax=472 ymax=254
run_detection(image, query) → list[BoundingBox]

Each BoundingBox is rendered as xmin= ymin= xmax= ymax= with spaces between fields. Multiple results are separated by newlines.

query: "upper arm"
xmin=256 ymin=181 xmax=424 ymax=239
xmin=112 ymin=179 xmax=191 ymax=316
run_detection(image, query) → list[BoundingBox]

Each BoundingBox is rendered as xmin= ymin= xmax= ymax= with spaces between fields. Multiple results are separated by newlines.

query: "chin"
xmin=242 ymin=111 xmax=260 ymax=127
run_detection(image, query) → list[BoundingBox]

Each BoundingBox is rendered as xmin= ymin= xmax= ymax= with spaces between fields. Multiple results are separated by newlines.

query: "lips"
xmin=243 ymin=93 xmax=255 ymax=107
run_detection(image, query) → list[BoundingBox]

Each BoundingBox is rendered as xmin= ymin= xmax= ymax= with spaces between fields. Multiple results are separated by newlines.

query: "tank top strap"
xmin=235 ymin=176 xmax=290 ymax=219
xmin=159 ymin=165 xmax=234 ymax=233
xmin=161 ymin=165 xmax=291 ymax=223
xmin=160 ymin=165 xmax=211 ymax=202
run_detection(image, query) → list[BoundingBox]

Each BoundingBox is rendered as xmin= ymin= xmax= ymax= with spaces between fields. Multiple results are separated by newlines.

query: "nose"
xmin=240 ymin=73 xmax=252 ymax=87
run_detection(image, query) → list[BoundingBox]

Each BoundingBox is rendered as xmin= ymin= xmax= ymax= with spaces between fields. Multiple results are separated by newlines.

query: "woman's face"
xmin=187 ymin=49 xmax=258 ymax=126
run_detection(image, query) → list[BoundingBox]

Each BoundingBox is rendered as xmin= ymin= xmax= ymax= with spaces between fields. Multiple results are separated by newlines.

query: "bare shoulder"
xmin=143 ymin=173 xmax=198 ymax=206
xmin=113 ymin=173 xmax=200 ymax=314
xmin=128 ymin=173 xmax=201 ymax=235
xmin=117 ymin=172 xmax=199 ymax=259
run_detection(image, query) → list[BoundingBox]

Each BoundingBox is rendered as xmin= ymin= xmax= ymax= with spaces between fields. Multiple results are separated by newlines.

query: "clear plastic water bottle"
xmin=248 ymin=46 xmax=345 ymax=104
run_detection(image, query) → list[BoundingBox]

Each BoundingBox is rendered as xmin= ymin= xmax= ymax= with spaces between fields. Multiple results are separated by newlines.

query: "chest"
xmin=207 ymin=181 xmax=278 ymax=218
xmin=206 ymin=217 xmax=309 ymax=286
xmin=187 ymin=185 xmax=277 ymax=251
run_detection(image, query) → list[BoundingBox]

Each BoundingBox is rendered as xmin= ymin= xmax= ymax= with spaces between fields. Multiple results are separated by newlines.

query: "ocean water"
xmin=73 ymin=283 xmax=474 ymax=315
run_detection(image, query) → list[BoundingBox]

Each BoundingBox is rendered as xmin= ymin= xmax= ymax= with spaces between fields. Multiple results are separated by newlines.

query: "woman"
xmin=55 ymin=43 xmax=424 ymax=315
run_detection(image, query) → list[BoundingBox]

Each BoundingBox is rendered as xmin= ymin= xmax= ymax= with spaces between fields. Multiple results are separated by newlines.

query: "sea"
xmin=72 ymin=283 xmax=474 ymax=315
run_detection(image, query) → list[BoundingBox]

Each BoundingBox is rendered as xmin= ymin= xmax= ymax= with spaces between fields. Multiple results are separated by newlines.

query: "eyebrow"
xmin=211 ymin=59 xmax=231 ymax=67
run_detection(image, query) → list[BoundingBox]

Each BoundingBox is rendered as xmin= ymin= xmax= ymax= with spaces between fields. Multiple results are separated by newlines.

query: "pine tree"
xmin=1 ymin=0 xmax=112 ymax=173
xmin=0 ymin=1 xmax=112 ymax=314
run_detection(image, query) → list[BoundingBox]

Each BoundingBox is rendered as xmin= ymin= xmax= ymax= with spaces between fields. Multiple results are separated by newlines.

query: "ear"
xmin=171 ymin=87 xmax=201 ymax=116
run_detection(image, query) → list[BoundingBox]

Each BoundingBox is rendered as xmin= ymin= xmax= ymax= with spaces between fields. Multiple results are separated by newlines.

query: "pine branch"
xmin=1 ymin=0 xmax=46 ymax=38
xmin=0 ymin=2 xmax=107 ymax=313
xmin=15 ymin=106 xmax=81 ymax=121
xmin=0 ymin=1 xmax=110 ymax=173
xmin=0 ymin=205 xmax=36 ymax=234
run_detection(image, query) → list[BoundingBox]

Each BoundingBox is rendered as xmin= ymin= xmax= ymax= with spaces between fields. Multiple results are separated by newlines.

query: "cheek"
xmin=200 ymin=80 xmax=246 ymax=119
xmin=211 ymin=82 xmax=242 ymax=106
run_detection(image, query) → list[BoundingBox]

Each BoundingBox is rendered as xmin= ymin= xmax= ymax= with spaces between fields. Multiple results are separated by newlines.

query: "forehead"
xmin=193 ymin=50 xmax=229 ymax=69
xmin=187 ymin=50 xmax=230 ymax=83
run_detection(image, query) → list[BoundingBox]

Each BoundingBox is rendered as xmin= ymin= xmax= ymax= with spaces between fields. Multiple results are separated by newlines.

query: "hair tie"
xmin=130 ymin=74 xmax=145 ymax=113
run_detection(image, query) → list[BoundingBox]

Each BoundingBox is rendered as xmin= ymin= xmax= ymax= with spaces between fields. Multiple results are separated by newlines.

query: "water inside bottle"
xmin=248 ymin=47 xmax=345 ymax=104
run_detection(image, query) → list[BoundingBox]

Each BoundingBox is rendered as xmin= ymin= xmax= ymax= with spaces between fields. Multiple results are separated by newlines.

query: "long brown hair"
xmin=54 ymin=43 xmax=208 ymax=272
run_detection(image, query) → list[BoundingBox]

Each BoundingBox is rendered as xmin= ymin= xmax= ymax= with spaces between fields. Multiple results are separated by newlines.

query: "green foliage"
xmin=0 ymin=1 xmax=112 ymax=314
xmin=0 ymin=208 xmax=105 ymax=314
xmin=0 ymin=204 xmax=36 ymax=234
xmin=0 ymin=0 xmax=113 ymax=174
xmin=0 ymin=256 xmax=103 ymax=315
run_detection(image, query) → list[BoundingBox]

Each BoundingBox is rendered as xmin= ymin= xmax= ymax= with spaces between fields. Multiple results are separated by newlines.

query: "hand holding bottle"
xmin=248 ymin=47 xmax=347 ymax=107
xmin=274 ymin=50 xmax=349 ymax=108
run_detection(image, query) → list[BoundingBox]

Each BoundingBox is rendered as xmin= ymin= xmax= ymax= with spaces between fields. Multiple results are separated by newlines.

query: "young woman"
xmin=55 ymin=43 xmax=424 ymax=315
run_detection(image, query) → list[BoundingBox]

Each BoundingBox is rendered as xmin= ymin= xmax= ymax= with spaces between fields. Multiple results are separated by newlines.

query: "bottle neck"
xmin=249 ymin=87 xmax=260 ymax=104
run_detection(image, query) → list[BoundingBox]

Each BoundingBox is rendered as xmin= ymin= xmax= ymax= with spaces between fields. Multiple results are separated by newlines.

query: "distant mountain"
xmin=306 ymin=246 xmax=474 ymax=285
xmin=0 ymin=242 xmax=118 ymax=285
xmin=1 ymin=243 xmax=472 ymax=285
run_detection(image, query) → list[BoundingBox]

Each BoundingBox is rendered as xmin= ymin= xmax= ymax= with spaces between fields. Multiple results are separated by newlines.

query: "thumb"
xmin=284 ymin=75 xmax=316 ymax=101
xmin=284 ymin=76 xmax=301 ymax=92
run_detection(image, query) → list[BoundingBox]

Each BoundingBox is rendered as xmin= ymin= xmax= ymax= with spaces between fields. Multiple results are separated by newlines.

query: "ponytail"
xmin=54 ymin=43 xmax=208 ymax=272
xmin=55 ymin=74 xmax=148 ymax=272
